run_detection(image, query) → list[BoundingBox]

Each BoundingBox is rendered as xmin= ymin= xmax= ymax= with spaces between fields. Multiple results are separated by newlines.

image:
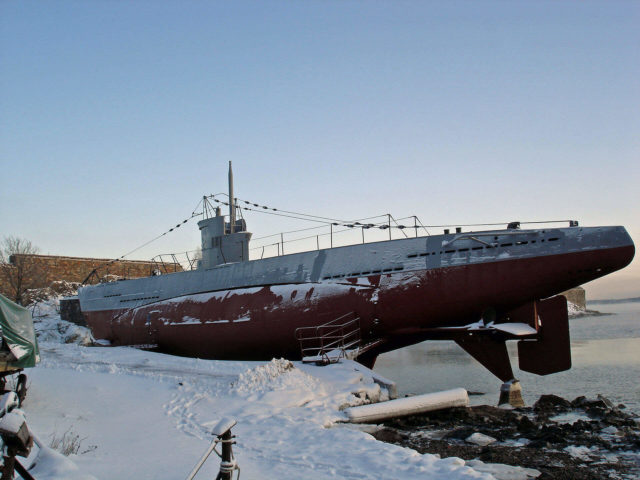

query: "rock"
xmin=371 ymin=427 xmax=403 ymax=443
xmin=533 ymin=394 xmax=571 ymax=413
xmin=597 ymin=395 xmax=615 ymax=409
xmin=466 ymin=432 xmax=497 ymax=446
xmin=444 ymin=427 xmax=476 ymax=440
xmin=571 ymin=396 xmax=588 ymax=408
xmin=517 ymin=415 xmax=537 ymax=433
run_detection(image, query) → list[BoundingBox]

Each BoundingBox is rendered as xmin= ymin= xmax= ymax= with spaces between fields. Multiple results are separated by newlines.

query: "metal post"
xmin=281 ymin=233 xmax=284 ymax=255
xmin=361 ymin=227 xmax=365 ymax=244
xmin=228 ymin=162 xmax=235 ymax=234
xmin=277 ymin=242 xmax=280 ymax=257
xmin=388 ymin=214 xmax=392 ymax=240
xmin=316 ymin=235 xmax=320 ymax=250
xmin=261 ymin=246 xmax=265 ymax=259
xmin=217 ymin=430 xmax=235 ymax=480
xmin=414 ymin=216 xmax=418 ymax=238
xmin=330 ymin=224 xmax=333 ymax=248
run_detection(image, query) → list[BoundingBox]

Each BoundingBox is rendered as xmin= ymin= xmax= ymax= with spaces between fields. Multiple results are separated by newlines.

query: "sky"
xmin=1 ymin=1 xmax=638 ymax=299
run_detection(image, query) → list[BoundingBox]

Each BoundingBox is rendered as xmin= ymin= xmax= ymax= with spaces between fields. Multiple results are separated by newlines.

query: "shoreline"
xmin=371 ymin=394 xmax=640 ymax=480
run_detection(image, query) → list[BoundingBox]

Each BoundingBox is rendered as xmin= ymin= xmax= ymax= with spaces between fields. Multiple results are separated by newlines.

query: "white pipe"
xmin=343 ymin=388 xmax=469 ymax=423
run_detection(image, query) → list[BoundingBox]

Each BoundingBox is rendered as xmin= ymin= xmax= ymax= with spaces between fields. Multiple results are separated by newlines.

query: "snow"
xmin=567 ymin=301 xmax=584 ymax=317
xmin=12 ymin=303 xmax=541 ymax=479
xmin=19 ymin=346 xmax=501 ymax=480
xmin=28 ymin=442 xmax=98 ymax=480
xmin=0 ymin=410 xmax=27 ymax=435
xmin=491 ymin=323 xmax=537 ymax=336
xmin=458 ymin=321 xmax=536 ymax=336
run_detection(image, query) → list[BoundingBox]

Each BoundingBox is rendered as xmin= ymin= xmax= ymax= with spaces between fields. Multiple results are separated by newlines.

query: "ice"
xmin=550 ymin=412 xmax=591 ymax=425
xmin=466 ymin=432 xmax=497 ymax=446
xmin=465 ymin=460 xmax=541 ymax=479
xmin=564 ymin=445 xmax=596 ymax=461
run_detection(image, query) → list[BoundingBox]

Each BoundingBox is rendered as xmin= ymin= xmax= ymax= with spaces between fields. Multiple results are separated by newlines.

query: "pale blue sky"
xmin=1 ymin=1 xmax=638 ymax=298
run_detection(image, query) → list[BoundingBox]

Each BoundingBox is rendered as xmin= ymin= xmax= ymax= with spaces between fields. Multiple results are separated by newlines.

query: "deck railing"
xmin=248 ymin=219 xmax=578 ymax=261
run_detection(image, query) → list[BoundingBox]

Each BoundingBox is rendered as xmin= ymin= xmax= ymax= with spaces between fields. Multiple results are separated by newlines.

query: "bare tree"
xmin=0 ymin=236 xmax=44 ymax=305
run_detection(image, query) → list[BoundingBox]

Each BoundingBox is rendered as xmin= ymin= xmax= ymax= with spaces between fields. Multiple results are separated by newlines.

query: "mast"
xmin=228 ymin=161 xmax=235 ymax=233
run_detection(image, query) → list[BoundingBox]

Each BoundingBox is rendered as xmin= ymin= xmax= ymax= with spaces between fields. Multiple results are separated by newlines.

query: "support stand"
xmin=498 ymin=379 xmax=525 ymax=407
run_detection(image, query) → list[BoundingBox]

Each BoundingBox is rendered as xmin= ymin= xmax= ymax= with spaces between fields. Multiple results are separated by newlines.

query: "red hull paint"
xmin=82 ymin=245 xmax=634 ymax=360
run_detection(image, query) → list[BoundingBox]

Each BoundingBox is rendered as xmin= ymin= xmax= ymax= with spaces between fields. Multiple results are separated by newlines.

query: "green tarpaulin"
xmin=0 ymin=293 xmax=40 ymax=369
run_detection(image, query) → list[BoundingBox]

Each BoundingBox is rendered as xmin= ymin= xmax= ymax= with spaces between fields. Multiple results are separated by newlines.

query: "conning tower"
xmin=197 ymin=162 xmax=252 ymax=268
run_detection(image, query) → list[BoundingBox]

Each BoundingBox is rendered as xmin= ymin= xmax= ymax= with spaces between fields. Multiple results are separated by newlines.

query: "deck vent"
xmin=507 ymin=222 xmax=521 ymax=230
xmin=456 ymin=227 xmax=462 ymax=233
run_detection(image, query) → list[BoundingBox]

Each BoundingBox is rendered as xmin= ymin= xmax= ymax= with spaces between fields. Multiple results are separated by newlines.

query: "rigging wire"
xmin=81 ymin=210 xmax=202 ymax=283
xmin=210 ymin=193 xmax=351 ymax=224
xmin=207 ymin=193 xmax=417 ymax=232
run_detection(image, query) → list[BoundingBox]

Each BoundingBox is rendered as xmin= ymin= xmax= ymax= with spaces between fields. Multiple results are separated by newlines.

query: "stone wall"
xmin=0 ymin=254 xmax=183 ymax=300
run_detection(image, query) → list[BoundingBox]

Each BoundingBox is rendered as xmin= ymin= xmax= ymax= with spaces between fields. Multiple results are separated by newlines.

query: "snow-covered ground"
xmin=15 ymin=295 xmax=540 ymax=479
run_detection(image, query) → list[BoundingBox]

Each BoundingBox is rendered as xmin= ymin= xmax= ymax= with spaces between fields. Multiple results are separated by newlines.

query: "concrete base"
xmin=498 ymin=380 xmax=525 ymax=407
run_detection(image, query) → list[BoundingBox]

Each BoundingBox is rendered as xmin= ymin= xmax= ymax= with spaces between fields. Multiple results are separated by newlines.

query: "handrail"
xmin=144 ymin=219 xmax=578 ymax=268
xmin=295 ymin=312 xmax=362 ymax=363
xmin=150 ymin=251 xmax=200 ymax=274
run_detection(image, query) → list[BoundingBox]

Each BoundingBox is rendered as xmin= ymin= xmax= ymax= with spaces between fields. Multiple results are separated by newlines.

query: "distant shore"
xmin=588 ymin=297 xmax=640 ymax=305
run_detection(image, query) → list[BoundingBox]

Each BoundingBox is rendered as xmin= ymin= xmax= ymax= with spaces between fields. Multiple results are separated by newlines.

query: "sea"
xmin=374 ymin=300 xmax=640 ymax=413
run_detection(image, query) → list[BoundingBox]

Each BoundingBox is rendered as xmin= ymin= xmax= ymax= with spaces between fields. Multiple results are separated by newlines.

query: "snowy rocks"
xmin=33 ymin=314 xmax=94 ymax=346
xmin=23 ymin=282 xmax=96 ymax=346
xmin=372 ymin=394 xmax=640 ymax=479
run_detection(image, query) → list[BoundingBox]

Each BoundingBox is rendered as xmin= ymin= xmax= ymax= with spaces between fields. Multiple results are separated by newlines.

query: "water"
xmin=374 ymin=300 xmax=640 ymax=412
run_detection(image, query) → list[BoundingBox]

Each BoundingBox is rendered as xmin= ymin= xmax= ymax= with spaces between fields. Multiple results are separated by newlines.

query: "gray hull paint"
xmin=78 ymin=225 xmax=633 ymax=314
